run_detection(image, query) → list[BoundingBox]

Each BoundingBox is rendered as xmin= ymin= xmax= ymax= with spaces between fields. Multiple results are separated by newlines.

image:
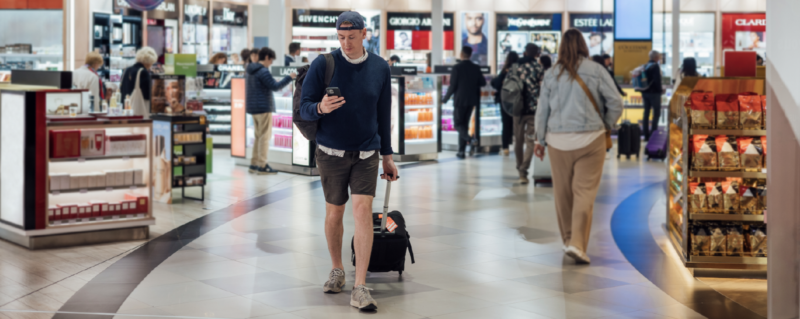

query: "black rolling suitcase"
xmin=351 ymin=179 xmax=415 ymax=276
xmin=617 ymin=121 xmax=641 ymax=159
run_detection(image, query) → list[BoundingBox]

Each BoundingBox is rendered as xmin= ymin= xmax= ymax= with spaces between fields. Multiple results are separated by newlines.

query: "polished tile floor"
xmin=0 ymin=150 xmax=765 ymax=318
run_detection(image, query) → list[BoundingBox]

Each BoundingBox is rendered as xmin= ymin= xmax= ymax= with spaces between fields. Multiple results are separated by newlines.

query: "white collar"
xmin=342 ymin=48 xmax=368 ymax=64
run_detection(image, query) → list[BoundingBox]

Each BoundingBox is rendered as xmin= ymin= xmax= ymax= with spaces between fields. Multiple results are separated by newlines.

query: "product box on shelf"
xmin=105 ymin=134 xmax=147 ymax=156
xmin=49 ymin=173 xmax=69 ymax=191
xmin=80 ymin=129 xmax=106 ymax=157
xmin=48 ymin=206 xmax=57 ymax=221
xmin=57 ymin=204 xmax=77 ymax=219
xmin=78 ymin=204 xmax=92 ymax=219
xmin=89 ymin=200 xmax=107 ymax=217
xmin=50 ymin=130 xmax=81 ymax=158
xmin=124 ymin=193 xmax=148 ymax=213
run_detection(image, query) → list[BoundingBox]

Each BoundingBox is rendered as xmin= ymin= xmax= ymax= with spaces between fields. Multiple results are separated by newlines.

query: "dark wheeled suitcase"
xmin=351 ymin=179 xmax=415 ymax=276
xmin=645 ymin=126 xmax=668 ymax=160
xmin=617 ymin=121 xmax=641 ymax=159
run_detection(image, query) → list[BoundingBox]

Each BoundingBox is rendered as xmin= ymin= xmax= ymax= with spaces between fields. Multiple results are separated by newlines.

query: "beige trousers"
xmin=513 ymin=114 xmax=536 ymax=177
xmin=250 ymin=112 xmax=273 ymax=167
xmin=548 ymin=135 xmax=606 ymax=253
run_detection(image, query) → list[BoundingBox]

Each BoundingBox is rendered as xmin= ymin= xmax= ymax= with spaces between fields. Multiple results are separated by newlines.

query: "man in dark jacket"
xmin=285 ymin=42 xmax=301 ymax=66
xmin=443 ymin=47 xmax=486 ymax=158
xmin=514 ymin=43 xmax=544 ymax=184
xmin=246 ymin=47 xmax=295 ymax=174
xmin=641 ymin=50 xmax=663 ymax=141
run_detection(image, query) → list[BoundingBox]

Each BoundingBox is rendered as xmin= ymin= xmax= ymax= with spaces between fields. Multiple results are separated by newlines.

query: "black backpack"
xmin=293 ymin=54 xmax=335 ymax=141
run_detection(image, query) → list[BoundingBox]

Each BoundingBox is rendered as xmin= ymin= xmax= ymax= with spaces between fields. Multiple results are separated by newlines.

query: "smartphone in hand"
xmin=326 ymin=87 xmax=341 ymax=97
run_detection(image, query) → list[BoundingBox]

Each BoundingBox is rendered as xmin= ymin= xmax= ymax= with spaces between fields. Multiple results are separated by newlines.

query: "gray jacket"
xmin=535 ymin=58 xmax=623 ymax=146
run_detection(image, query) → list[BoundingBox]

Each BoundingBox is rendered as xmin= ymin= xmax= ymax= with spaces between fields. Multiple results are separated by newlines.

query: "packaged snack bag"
xmin=739 ymin=185 xmax=761 ymax=215
xmin=690 ymin=91 xmax=715 ymax=129
xmin=737 ymin=137 xmax=764 ymax=171
xmin=722 ymin=180 xmax=740 ymax=214
xmin=726 ymin=223 xmax=744 ymax=256
xmin=748 ymin=224 xmax=767 ymax=257
xmin=706 ymin=183 xmax=724 ymax=214
xmin=692 ymin=135 xmax=718 ymax=170
xmin=689 ymin=182 xmax=707 ymax=213
xmin=761 ymin=95 xmax=767 ymax=129
xmin=756 ymin=183 xmax=767 ymax=212
xmin=716 ymin=135 xmax=740 ymax=171
xmin=761 ymin=136 xmax=767 ymax=169
xmin=739 ymin=92 xmax=762 ymax=130
xmin=708 ymin=222 xmax=727 ymax=256
xmin=691 ymin=222 xmax=710 ymax=256
xmin=716 ymin=94 xmax=739 ymax=129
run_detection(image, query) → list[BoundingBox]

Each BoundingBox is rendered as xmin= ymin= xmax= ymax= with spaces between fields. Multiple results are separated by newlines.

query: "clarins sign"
xmin=386 ymin=12 xmax=455 ymax=31
xmin=735 ymin=19 xmax=765 ymax=26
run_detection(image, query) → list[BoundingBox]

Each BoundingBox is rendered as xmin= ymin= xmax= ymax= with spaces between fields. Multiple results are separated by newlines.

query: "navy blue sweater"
xmin=246 ymin=63 xmax=292 ymax=114
xmin=300 ymin=49 xmax=393 ymax=156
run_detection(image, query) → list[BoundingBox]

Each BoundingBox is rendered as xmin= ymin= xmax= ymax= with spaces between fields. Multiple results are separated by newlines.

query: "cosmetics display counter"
xmin=666 ymin=76 xmax=768 ymax=271
xmin=151 ymin=114 xmax=208 ymax=203
xmin=197 ymin=64 xmax=244 ymax=148
xmin=390 ymin=75 xmax=442 ymax=162
xmin=91 ymin=13 xmax=143 ymax=86
xmin=0 ymin=85 xmax=154 ymax=249
xmin=437 ymin=67 xmax=501 ymax=153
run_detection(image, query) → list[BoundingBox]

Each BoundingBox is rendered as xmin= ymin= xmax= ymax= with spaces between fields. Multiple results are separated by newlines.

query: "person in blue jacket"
xmin=299 ymin=11 xmax=398 ymax=312
xmin=246 ymin=47 xmax=295 ymax=174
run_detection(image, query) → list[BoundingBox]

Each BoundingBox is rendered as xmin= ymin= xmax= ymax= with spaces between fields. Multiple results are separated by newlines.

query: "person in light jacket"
xmin=533 ymin=29 xmax=623 ymax=264
xmin=73 ymin=52 xmax=106 ymax=111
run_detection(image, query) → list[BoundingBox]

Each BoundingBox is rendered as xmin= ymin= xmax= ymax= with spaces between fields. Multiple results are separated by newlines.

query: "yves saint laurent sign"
xmin=387 ymin=12 xmax=455 ymax=31
xmin=293 ymin=10 xmax=345 ymax=28
xmin=213 ymin=3 xmax=247 ymax=26
xmin=497 ymin=14 xmax=562 ymax=31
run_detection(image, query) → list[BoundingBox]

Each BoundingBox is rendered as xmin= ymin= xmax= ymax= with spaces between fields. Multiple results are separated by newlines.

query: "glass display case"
xmin=211 ymin=3 xmax=247 ymax=58
xmin=182 ymin=0 xmax=209 ymax=64
xmin=197 ymin=64 xmax=244 ymax=148
xmin=667 ymin=76 xmax=767 ymax=270
xmin=106 ymin=15 xmax=143 ymax=86
xmin=390 ymin=75 xmax=441 ymax=161
xmin=440 ymin=72 xmax=502 ymax=152
xmin=653 ymin=13 xmax=716 ymax=78
xmin=0 ymin=9 xmax=64 ymax=77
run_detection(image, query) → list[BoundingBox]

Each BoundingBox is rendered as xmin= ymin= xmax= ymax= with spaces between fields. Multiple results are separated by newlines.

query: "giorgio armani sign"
xmin=387 ymin=12 xmax=454 ymax=31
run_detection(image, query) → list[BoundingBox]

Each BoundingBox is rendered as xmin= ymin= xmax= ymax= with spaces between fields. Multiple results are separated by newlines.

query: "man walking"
xmin=443 ymin=47 xmax=486 ymax=159
xmin=246 ymin=47 xmax=295 ymax=174
xmin=641 ymin=50 xmax=663 ymax=141
xmin=515 ymin=43 xmax=544 ymax=184
xmin=299 ymin=11 xmax=398 ymax=312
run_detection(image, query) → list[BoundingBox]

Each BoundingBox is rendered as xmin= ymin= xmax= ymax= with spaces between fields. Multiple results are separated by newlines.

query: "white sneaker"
xmin=565 ymin=246 xmax=591 ymax=264
xmin=351 ymin=284 xmax=378 ymax=311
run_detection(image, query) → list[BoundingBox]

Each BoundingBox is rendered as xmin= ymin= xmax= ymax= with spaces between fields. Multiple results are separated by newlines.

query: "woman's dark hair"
xmin=539 ymin=55 xmax=552 ymax=70
xmin=258 ymin=47 xmax=276 ymax=62
xmin=502 ymin=51 xmax=519 ymax=72
xmin=525 ymin=43 xmax=541 ymax=58
xmin=681 ymin=57 xmax=699 ymax=77
xmin=240 ymin=48 xmax=251 ymax=64
xmin=390 ymin=55 xmax=401 ymax=63
xmin=591 ymin=55 xmax=605 ymax=65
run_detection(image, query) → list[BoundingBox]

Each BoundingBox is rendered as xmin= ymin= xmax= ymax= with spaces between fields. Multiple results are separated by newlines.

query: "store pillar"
xmin=671 ymin=0 xmax=680 ymax=80
xmin=268 ymin=0 xmax=286 ymax=61
xmin=431 ymin=0 xmax=444 ymax=66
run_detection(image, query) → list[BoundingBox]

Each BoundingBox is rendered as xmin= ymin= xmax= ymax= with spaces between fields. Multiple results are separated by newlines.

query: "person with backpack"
xmin=491 ymin=51 xmax=519 ymax=156
xmin=298 ymin=11 xmax=398 ymax=312
xmin=533 ymin=29 xmax=623 ymax=264
xmin=514 ymin=43 xmax=544 ymax=184
xmin=245 ymin=47 xmax=296 ymax=174
xmin=640 ymin=50 xmax=663 ymax=141
xmin=443 ymin=46 xmax=486 ymax=158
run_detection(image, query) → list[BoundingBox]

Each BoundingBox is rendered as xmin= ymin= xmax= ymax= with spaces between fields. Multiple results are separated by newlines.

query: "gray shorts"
xmin=315 ymin=148 xmax=380 ymax=206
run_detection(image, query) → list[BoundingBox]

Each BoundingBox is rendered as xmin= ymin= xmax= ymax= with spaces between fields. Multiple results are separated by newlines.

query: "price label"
xmin=80 ymin=189 xmax=88 ymax=193
xmin=52 ymin=191 xmax=60 ymax=196
xmin=78 ymin=158 xmax=86 ymax=163
xmin=130 ymin=185 xmax=136 ymax=190
xmin=106 ymin=187 xmax=113 ymax=192
xmin=122 ymin=156 xmax=130 ymax=161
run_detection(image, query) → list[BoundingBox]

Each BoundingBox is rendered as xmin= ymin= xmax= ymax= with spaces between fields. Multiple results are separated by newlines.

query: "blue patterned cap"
xmin=336 ymin=11 xmax=365 ymax=30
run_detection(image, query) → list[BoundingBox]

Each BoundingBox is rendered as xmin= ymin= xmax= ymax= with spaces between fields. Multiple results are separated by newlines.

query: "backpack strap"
xmin=323 ymin=53 xmax=335 ymax=87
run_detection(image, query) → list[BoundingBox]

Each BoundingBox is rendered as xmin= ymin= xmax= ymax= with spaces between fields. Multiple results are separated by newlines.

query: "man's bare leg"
xmin=324 ymin=202 xmax=346 ymax=270
xmin=351 ymin=194 xmax=374 ymax=287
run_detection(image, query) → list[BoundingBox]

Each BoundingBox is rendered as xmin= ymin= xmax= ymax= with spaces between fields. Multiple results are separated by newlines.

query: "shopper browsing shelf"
xmin=514 ymin=43 xmax=545 ymax=184
xmin=490 ymin=51 xmax=519 ymax=156
xmin=120 ymin=47 xmax=156 ymax=117
xmin=534 ymin=29 xmax=623 ymax=264
xmin=209 ymin=52 xmax=227 ymax=65
xmin=443 ymin=47 xmax=486 ymax=158
xmin=299 ymin=11 xmax=398 ymax=312
xmin=286 ymin=42 xmax=301 ymax=66
xmin=246 ymin=47 xmax=296 ymax=174
xmin=73 ymin=52 xmax=106 ymax=111
xmin=240 ymin=48 xmax=251 ymax=65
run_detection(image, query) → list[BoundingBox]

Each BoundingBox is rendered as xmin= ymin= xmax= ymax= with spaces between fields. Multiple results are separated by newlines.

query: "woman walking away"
xmin=491 ymin=51 xmax=519 ymax=156
xmin=534 ymin=29 xmax=623 ymax=264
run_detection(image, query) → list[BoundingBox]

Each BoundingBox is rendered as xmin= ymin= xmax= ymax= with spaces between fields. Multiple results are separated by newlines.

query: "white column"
xmin=671 ymin=0 xmax=680 ymax=80
xmin=431 ymin=0 xmax=444 ymax=66
xmin=268 ymin=0 xmax=286 ymax=60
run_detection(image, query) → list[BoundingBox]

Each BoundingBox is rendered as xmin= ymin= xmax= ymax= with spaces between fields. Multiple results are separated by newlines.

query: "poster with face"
xmin=359 ymin=10 xmax=381 ymax=55
xmin=531 ymin=31 xmax=560 ymax=55
xmin=570 ymin=13 xmax=614 ymax=57
xmin=461 ymin=11 xmax=489 ymax=66
xmin=151 ymin=75 xmax=186 ymax=114
xmin=394 ymin=30 xmax=412 ymax=50
xmin=735 ymin=31 xmax=766 ymax=56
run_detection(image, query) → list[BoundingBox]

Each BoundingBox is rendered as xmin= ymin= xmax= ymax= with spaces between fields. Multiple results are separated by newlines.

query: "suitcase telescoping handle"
xmin=379 ymin=174 xmax=398 ymax=233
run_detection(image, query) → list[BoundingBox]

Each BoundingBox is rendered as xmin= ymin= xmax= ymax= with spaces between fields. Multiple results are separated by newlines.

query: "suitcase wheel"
xmin=399 ymin=271 xmax=403 ymax=277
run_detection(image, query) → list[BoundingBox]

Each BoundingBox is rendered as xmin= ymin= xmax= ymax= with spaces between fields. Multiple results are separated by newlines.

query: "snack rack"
xmin=151 ymin=114 xmax=208 ymax=203
xmin=666 ymin=76 xmax=767 ymax=271
xmin=391 ymin=75 xmax=442 ymax=162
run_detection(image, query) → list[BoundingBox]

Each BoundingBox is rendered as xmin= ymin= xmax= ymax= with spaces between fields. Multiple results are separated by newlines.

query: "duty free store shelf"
xmin=689 ymin=213 xmax=764 ymax=222
xmin=50 ymin=184 xmax=146 ymax=195
xmin=689 ymin=171 xmax=767 ymax=179
xmin=50 ymin=154 xmax=147 ymax=162
xmin=690 ymin=129 xmax=766 ymax=136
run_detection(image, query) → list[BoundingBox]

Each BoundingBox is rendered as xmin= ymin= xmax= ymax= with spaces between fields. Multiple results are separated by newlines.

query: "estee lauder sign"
xmin=386 ymin=12 xmax=455 ymax=31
